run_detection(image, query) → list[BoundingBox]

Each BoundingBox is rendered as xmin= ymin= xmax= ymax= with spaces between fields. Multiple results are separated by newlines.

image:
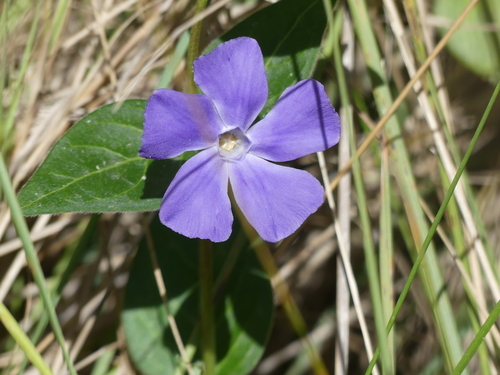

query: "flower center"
xmin=219 ymin=133 xmax=238 ymax=151
xmin=217 ymin=129 xmax=251 ymax=161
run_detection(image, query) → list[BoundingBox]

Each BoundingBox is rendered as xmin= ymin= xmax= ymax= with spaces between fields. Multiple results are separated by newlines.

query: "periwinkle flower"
xmin=140 ymin=37 xmax=340 ymax=243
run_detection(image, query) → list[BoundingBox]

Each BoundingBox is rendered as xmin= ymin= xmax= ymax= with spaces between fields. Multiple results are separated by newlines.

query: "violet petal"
xmin=194 ymin=37 xmax=268 ymax=131
xmin=247 ymin=79 xmax=341 ymax=162
xmin=229 ymin=154 xmax=324 ymax=242
xmin=159 ymin=148 xmax=232 ymax=242
xmin=140 ymin=89 xmax=224 ymax=159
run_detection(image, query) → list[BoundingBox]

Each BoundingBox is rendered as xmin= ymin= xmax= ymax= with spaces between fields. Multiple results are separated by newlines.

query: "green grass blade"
xmin=406 ymin=0 xmax=499 ymax=284
xmin=16 ymin=214 xmax=101 ymax=375
xmin=365 ymin=79 xmax=500 ymax=374
xmin=90 ymin=348 xmax=117 ymax=375
xmin=2 ymin=1 xmax=41 ymax=148
xmin=0 ymin=0 xmax=9 ymax=123
xmin=330 ymin=8 xmax=391 ymax=375
xmin=379 ymin=147 xmax=394 ymax=373
xmin=0 ymin=301 xmax=53 ymax=375
xmin=453 ymin=299 xmax=500 ymax=374
xmin=49 ymin=0 xmax=72 ymax=53
xmin=346 ymin=0 xmax=466 ymax=371
xmin=324 ymin=4 xmax=352 ymax=374
xmin=156 ymin=31 xmax=190 ymax=90
xmin=466 ymin=307 xmax=493 ymax=375
xmin=0 ymin=152 xmax=77 ymax=375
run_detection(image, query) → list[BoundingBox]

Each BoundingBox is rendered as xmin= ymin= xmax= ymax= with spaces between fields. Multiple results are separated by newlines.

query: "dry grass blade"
xmin=384 ymin=0 xmax=500 ymax=305
xmin=317 ymin=149 xmax=380 ymax=375
xmin=329 ymin=0 xmax=481 ymax=193
xmin=118 ymin=0 xmax=233 ymax=102
xmin=142 ymin=215 xmax=196 ymax=375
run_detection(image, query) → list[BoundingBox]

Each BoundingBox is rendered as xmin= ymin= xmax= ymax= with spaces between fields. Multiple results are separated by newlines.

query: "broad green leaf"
xmin=18 ymin=0 xmax=328 ymax=216
xmin=208 ymin=0 xmax=328 ymax=116
xmin=434 ymin=0 xmax=500 ymax=80
xmin=18 ymin=100 xmax=180 ymax=215
xmin=122 ymin=217 xmax=273 ymax=375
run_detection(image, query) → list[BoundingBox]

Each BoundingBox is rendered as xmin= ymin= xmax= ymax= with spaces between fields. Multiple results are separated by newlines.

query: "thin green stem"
xmin=200 ymin=239 xmax=216 ymax=375
xmin=0 ymin=301 xmax=53 ymax=375
xmin=157 ymin=31 xmax=190 ymax=90
xmin=365 ymin=80 xmax=500 ymax=374
xmin=0 ymin=152 xmax=77 ymax=375
xmin=16 ymin=215 xmax=101 ymax=375
xmin=186 ymin=0 xmax=209 ymax=94
xmin=144 ymin=218 xmax=195 ymax=375
xmin=465 ymin=306 xmax=493 ymax=375
xmin=0 ymin=0 xmax=10 ymax=123
xmin=231 ymin=197 xmax=329 ymax=375
xmin=49 ymin=0 xmax=72 ymax=53
xmin=453 ymin=299 xmax=500 ymax=374
xmin=2 ymin=1 xmax=41 ymax=149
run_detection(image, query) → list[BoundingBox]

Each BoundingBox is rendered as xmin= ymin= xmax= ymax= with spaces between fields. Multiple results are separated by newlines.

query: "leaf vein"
xmin=22 ymin=158 xmax=145 ymax=209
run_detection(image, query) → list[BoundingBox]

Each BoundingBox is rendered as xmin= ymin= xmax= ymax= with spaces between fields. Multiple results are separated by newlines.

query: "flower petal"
xmin=160 ymin=148 xmax=232 ymax=242
xmin=140 ymin=89 xmax=224 ymax=159
xmin=194 ymin=37 xmax=268 ymax=131
xmin=229 ymin=155 xmax=324 ymax=242
xmin=247 ymin=79 xmax=341 ymax=162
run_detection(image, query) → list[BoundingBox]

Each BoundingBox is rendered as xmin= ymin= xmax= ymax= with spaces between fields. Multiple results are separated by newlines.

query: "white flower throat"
xmin=219 ymin=132 xmax=238 ymax=151
xmin=217 ymin=129 xmax=251 ymax=160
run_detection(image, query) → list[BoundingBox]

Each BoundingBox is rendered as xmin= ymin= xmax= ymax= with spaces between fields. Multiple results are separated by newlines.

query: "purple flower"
xmin=140 ymin=37 xmax=341 ymax=243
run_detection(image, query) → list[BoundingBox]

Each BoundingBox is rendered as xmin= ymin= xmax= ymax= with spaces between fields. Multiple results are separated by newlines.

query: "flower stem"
xmin=229 ymin=192 xmax=329 ymax=375
xmin=200 ymin=239 xmax=216 ymax=375
xmin=144 ymin=216 xmax=196 ymax=375
xmin=186 ymin=0 xmax=209 ymax=94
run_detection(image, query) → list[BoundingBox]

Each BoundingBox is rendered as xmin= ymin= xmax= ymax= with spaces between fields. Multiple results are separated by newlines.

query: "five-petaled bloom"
xmin=140 ymin=37 xmax=341 ymax=243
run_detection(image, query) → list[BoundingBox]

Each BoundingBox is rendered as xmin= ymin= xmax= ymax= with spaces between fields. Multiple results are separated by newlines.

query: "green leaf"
xmin=18 ymin=0 xmax=328 ymax=216
xmin=208 ymin=0 xmax=328 ymax=116
xmin=18 ymin=100 xmax=180 ymax=215
xmin=122 ymin=217 xmax=273 ymax=375
xmin=434 ymin=0 xmax=500 ymax=80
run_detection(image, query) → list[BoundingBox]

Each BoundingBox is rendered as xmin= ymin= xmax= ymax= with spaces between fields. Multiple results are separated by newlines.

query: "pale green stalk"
xmin=0 ymin=152 xmax=77 ymax=375
xmin=0 ymin=0 xmax=9 ymax=123
xmin=346 ymin=0 xmax=465 ymax=371
xmin=156 ymin=31 xmax=190 ymax=90
xmin=2 ymin=1 xmax=41 ymax=148
xmin=16 ymin=215 xmax=101 ymax=375
xmin=366 ymin=80 xmax=500 ymax=374
xmin=186 ymin=0 xmax=209 ymax=94
xmin=0 ymin=301 xmax=53 ymax=375
xmin=437 ymin=163 xmax=467 ymax=262
xmin=322 ymin=2 xmax=350 ymax=374
xmin=49 ymin=0 xmax=72 ymax=53
xmin=90 ymin=347 xmax=117 ymax=375
xmin=379 ymin=145 xmax=394 ymax=373
xmin=330 ymin=7 xmax=392 ymax=375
